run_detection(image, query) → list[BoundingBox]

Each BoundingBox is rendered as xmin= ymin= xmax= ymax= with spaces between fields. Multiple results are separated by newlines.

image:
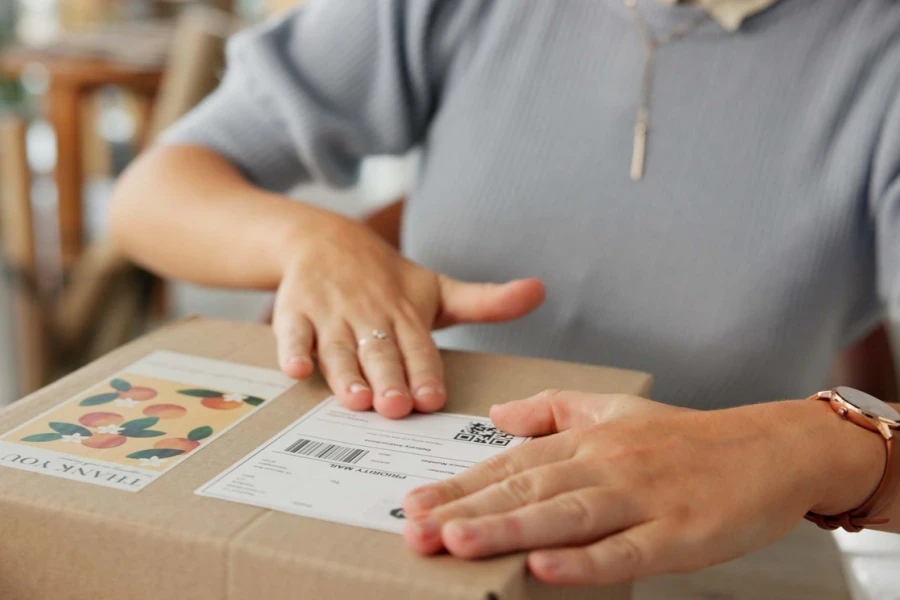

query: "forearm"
xmin=109 ymin=145 xmax=349 ymax=289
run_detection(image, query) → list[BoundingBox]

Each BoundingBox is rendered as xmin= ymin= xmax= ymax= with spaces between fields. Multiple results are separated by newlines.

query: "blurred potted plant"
xmin=0 ymin=1 xmax=25 ymax=113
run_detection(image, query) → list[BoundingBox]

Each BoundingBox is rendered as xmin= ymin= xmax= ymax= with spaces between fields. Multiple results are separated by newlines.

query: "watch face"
xmin=835 ymin=386 xmax=900 ymax=422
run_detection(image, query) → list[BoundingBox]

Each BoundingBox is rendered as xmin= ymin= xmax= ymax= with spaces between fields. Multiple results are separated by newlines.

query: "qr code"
xmin=453 ymin=422 xmax=514 ymax=447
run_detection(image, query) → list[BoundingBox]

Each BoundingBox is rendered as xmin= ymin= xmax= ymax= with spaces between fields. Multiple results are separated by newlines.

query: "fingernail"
xmin=385 ymin=389 xmax=407 ymax=399
xmin=408 ymin=488 xmax=439 ymax=511
xmin=349 ymin=383 xmax=369 ymax=394
xmin=411 ymin=516 xmax=441 ymax=538
xmin=447 ymin=521 xmax=479 ymax=541
xmin=416 ymin=386 xmax=444 ymax=399
xmin=532 ymin=552 xmax=562 ymax=573
xmin=287 ymin=356 xmax=309 ymax=365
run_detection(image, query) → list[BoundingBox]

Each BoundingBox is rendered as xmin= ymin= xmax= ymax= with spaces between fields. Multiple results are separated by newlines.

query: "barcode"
xmin=284 ymin=438 xmax=369 ymax=464
xmin=453 ymin=422 xmax=514 ymax=447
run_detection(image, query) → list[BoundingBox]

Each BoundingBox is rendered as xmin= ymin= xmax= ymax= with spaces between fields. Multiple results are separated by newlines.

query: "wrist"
xmin=275 ymin=204 xmax=360 ymax=276
xmin=789 ymin=398 xmax=887 ymax=516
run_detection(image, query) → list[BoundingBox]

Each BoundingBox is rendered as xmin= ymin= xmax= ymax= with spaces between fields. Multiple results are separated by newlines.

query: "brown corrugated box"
xmin=0 ymin=318 xmax=653 ymax=600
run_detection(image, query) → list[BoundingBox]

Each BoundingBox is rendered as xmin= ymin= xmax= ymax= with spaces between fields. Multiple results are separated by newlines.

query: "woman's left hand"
xmin=402 ymin=389 xmax=884 ymax=585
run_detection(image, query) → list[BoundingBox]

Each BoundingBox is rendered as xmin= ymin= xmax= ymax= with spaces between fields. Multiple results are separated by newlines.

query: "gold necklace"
xmin=624 ymin=0 xmax=709 ymax=181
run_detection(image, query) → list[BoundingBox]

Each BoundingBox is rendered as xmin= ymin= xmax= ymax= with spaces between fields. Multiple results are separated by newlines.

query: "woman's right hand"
xmin=273 ymin=215 xmax=545 ymax=419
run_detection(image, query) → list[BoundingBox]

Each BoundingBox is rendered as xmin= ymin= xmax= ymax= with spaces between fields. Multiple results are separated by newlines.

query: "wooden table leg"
xmin=49 ymin=81 xmax=84 ymax=269
xmin=132 ymin=91 xmax=156 ymax=151
xmin=0 ymin=118 xmax=51 ymax=395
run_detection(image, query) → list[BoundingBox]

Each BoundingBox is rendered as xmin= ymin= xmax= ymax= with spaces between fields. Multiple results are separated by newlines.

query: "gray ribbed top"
xmin=163 ymin=0 xmax=900 ymax=409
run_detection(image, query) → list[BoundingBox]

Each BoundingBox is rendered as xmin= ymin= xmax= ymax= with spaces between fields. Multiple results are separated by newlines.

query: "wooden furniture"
xmin=145 ymin=6 xmax=232 ymax=140
xmin=0 ymin=115 xmax=151 ymax=397
xmin=0 ymin=118 xmax=49 ymax=393
xmin=129 ymin=6 xmax=234 ymax=319
xmin=0 ymin=24 xmax=170 ymax=267
xmin=0 ymin=9 xmax=232 ymax=396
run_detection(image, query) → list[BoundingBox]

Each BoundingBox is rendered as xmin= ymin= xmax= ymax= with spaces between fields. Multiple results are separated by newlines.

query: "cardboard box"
xmin=0 ymin=318 xmax=652 ymax=600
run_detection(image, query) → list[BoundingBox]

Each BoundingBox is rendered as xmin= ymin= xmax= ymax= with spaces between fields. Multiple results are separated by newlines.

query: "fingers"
xmin=431 ymin=460 xmax=591 ymax=521
xmin=438 ymin=488 xmax=641 ymax=559
xmin=436 ymin=277 xmax=545 ymax=328
xmin=318 ymin=323 xmax=373 ymax=411
xmin=354 ymin=323 xmax=413 ymax=419
xmin=528 ymin=522 xmax=666 ymax=586
xmin=273 ymin=312 xmax=315 ymax=379
xmin=404 ymin=460 xmax=595 ymax=554
xmin=490 ymin=390 xmax=674 ymax=437
xmin=489 ymin=389 xmax=597 ymax=437
xmin=395 ymin=320 xmax=445 ymax=412
xmin=404 ymin=432 xmax=579 ymax=516
xmin=272 ymin=306 xmax=445 ymax=419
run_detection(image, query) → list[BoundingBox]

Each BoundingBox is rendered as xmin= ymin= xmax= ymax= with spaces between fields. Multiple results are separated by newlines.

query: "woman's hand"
xmin=402 ymin=390 xmax=886 ymax=584
xmin=110 ymin=145 xmax=541 ymax=417
xmin=274 ymin=216 xmax=545 ymax=419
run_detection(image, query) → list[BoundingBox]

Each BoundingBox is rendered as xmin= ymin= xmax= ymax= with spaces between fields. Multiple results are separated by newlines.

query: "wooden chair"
xmin=129 ymin=5 xmax=234 ymax=318
xmin=0 ymin=116 xmax=152 ymax=397
xmin=0 ymin=118 xmax=49 ymax=394
xmin=0 ymin=6 xmax=234 ymax=397
xmin=144 ymin=5 xmax=233 ymax=142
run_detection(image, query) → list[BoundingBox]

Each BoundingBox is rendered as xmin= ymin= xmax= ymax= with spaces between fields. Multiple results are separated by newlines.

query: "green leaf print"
xmin=177 ymin=389 xmax=222 ymax=398
xmin=48 ymin=422 xmax=92 ymax=437
xmin=21 ymin=433 xmax=63 ymax=442
xmin=126 ymin=448 xmax=185 ymax=460
xmin=109 ymin=378 xmax=132 ymax=392
xmin=79 ymin=392 xmax=120 ymax=407
xmin=187 ymin=426 xmax=213 ymax=441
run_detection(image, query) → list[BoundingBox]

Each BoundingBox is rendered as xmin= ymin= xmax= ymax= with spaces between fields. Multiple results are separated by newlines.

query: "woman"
xmin=110 ymin=0 xmax=900 ymax=586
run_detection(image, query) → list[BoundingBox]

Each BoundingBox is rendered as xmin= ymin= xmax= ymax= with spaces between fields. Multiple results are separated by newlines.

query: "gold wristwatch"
xmin=805 ymin=386 xmax=900 ymax=532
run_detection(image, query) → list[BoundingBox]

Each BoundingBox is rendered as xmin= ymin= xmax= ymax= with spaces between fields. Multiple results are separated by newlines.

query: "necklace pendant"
xmin=624 ymin=2 xmax=709 ymax=182
xmin=630 ymin=118 xmax=648 ymax=181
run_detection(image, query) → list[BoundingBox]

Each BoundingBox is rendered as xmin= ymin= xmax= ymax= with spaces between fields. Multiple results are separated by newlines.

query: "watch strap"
xmin=805 ymin=436 xmax=897 ymax=532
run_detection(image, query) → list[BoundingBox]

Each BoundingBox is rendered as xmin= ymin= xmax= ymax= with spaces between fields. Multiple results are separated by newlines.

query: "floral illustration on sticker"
xmin=79 ymin=412 xmax=124 ymax=428
xmin=142 ymin=404 xmax=187 ymax=419
xmin=79 ymin=377 xmax=158 ymax=407
xmin=21 ymin=422 xmax=92 ymax=443
xmin=177 ymin=389 xmax=264 ymax=410
xmin=126 ymin=448 xmax=186 ymax=467
xmin=115 ymin=417 xmax=166 ymax=438
xmin=152 ymin=426 xmax=213 ymax=455
xmin=83 ymin=434 xmax=128 ymax=449
xmin=21 ymin=415 xmax=167 ymax=449
xmin=96 ymin=424 xmax=124 ymax=434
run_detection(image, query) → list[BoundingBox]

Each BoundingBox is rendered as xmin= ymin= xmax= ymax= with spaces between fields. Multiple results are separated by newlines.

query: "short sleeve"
xmin=160 ymin=0 xmax=473 ymax=192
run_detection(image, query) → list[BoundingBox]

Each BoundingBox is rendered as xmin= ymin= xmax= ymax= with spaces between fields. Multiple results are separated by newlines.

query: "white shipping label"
xmin=196 ymin=397 xmax=529 ymax=533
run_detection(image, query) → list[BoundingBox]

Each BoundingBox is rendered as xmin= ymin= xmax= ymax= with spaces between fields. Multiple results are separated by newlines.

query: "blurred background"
xmin=0 ymin=0 xmax=412 ymax=406
xmin=0 ymin=3 xmax=899 ymax=598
